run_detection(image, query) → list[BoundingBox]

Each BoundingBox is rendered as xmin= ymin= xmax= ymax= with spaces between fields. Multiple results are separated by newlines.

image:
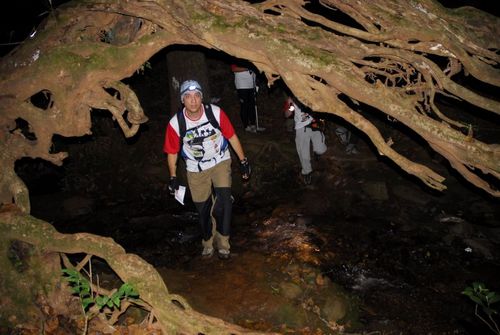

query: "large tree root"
xmin=0 ymin=208 xmax=276 ymax=335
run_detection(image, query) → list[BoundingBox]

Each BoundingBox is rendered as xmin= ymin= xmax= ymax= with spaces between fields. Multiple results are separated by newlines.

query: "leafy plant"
xmin=94 ymin=282 xmax=139 ymax=310
xmin=462 ymin=282 xmax=500 ymax=334
xmin=62 ymin=268 xmax=139 ymax=334
xmin=62 ymin=268 xmax=94 ymax=311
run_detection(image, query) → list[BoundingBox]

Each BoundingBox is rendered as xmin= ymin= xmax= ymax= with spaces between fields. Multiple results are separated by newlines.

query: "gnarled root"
xmin=0 ymin=208 xmax=276 ymax=334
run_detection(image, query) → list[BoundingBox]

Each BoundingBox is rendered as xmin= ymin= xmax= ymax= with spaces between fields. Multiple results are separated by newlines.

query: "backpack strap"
xmin=203 ymin=104 xmax=220 ymax=131
xmin=176 ymin=108 xmax=186 ymax=150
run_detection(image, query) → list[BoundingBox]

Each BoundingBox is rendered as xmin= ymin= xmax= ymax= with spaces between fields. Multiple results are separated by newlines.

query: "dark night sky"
xmin=0 ymin=0 xmax=69 ymax=55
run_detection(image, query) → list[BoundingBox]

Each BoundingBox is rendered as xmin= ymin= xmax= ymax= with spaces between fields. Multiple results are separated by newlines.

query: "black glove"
xmin=168 ymin=176 xmax=179 ymax=195
xmin=240 ymin=158 xmax=251 ymax=180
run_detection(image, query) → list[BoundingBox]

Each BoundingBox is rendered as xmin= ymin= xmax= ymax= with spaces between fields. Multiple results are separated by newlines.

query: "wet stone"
xmin=462 ymin=238 xmax=495 ymax=260
xmin=322 ymin=295 xmax=347 ymax=322
xmin=279 ymin=282 xmax=303 ymax=300
xmin=391 ymin=184 xmax=429 ymax=205
xmin=361 ymin=181 xmax=389 ymax=201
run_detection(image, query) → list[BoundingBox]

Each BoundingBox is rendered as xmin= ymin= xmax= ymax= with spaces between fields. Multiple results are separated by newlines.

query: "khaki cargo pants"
xmin=187 ymin=159 xmax=232 ymax=251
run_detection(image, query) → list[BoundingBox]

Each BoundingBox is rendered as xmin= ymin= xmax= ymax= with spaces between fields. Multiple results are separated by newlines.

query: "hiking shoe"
xmin=303 ymin=173 xmax=312 ymax=185
xmin=201 ymin=247 xmax=214 ymax=258
xmin=217 ymin=249 xmax=230 ymax=260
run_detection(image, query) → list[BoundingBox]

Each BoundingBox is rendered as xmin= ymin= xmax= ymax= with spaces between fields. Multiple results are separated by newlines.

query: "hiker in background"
xmin=231 ymin=62 xmax=265 ymax=133
xmin=284 ymin=95 xmax=327 ymax=185
xmin=164 ymin=80 xmax=251 ymax=260
xmin=335 ymin=126 xmax=359 ymax=155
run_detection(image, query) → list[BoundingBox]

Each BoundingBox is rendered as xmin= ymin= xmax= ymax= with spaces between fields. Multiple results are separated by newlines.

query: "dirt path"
xmin=142 ymin=129 xmax=499 ymax=334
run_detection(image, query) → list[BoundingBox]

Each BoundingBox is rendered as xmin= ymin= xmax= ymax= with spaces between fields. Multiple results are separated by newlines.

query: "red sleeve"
xmin=219 ymin=109 xmax=235 ymax=139
xmin=163 ymin=123 xmax=180 ymax=154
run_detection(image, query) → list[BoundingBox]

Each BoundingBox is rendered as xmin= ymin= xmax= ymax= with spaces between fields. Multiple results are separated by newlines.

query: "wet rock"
xmin=462 ymin=238 xmax=495 ymax=260
xmin=295 ymin=215 xmax=313 ymax=226
xmin=448 ymin=221 xmax=474 ymax=237
xmin=467 ymin=201 xmax=499 ymax=226
xmin=275 ymin=304 xmax=309 ymax=328
xmin=442 ymin=234 xmax=455 ymax=246
xmin=316 ymin=273 xmax=331 ymax=287
xmin=270 ymin=206 xmax=289 ymax=219
xmin=361 ymin=181 xmax=389 ymax=201
xmin=352 ymin=273 xmax=390 ymax=292
xmin=284 ymin=263 xmax=300 ymax=278
xmin=392 ymin=184 xmax=429 ymax=205
xmin=303 ymin=268 xmax=318 ymax=285
xmin=322 ymin=295 xmax=347 ymax=322
xmin=480 ymin=227 xmax=500 ymax=244
xmin=438 ymin=214 xmax=466 ymax=224
xmin=279 ymin=282 xmax=303 ymax=300
xmin=440 ymin=215 xmax=475 ymax=245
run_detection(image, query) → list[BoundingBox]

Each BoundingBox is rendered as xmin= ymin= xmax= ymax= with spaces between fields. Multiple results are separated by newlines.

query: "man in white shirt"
xmin=231 ymin=63 xmax=265 ymax=133
xmin=164 ymin=80 xmax=251 ymax=259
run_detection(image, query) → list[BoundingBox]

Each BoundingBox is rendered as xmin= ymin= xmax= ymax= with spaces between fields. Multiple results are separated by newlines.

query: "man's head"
xmin=180 ymin=80 xmax=203 ymax=115
xmin=180 ymin=80 xmax=203 ymax=101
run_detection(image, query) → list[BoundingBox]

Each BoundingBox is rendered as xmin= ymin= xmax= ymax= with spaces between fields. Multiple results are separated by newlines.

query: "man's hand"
xmin=168 ymin=176 xmax=179 ymax=195
xmin=240 ymin=158 xmax=251 ymax=180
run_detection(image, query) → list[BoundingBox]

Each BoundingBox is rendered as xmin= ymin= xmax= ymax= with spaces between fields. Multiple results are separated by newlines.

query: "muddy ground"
xmin=21 ymin=54 xmax=500 ymax=334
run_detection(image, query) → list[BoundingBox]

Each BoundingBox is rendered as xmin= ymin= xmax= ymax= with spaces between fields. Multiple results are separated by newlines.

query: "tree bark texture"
xmin=0 ymin=209 xmax=277 ymax=334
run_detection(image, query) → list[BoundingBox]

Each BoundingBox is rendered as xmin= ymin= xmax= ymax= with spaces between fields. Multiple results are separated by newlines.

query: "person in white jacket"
xmin=231 ymin=63 xmax=265 ymax=133
xmin=284 ymin=96 xmax=327 ymax=185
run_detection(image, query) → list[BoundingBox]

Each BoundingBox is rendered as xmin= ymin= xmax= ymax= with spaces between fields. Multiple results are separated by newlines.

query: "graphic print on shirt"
xmin=184 ymin=120 xmax=222 ymax=162
xmin=300 ymin=112 xmax=312 ymax=123
xmin=292 ymin=102 xmax=314 ymax=130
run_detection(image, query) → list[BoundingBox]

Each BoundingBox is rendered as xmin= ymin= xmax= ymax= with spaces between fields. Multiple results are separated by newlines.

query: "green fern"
xmin=62 ymin=267 xmax=140 ymax=334
xmin=462 ymin=282 xmax=500 ymax=334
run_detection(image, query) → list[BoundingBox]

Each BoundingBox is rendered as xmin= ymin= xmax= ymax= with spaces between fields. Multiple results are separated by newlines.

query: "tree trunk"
xmin=166 ymin=49 xmax=211 ymax=115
